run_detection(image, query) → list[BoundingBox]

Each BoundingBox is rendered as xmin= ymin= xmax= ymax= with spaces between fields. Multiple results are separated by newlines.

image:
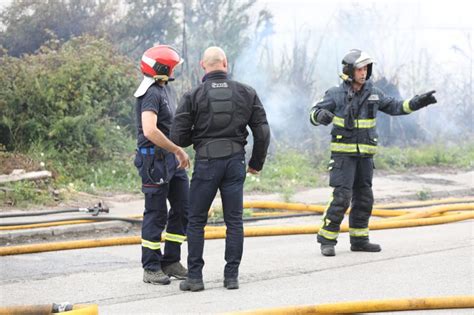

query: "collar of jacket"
xmin=341 ymin=80 xmax=373 ymax=94
xmin=202 ymin=70 xmax=228 ymax=82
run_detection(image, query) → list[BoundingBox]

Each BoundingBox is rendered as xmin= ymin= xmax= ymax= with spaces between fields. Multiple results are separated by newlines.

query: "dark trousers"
xmin=135 ymin=151 xmax=189 ymax=271
xmin=186 ymin=153 xmax=246 ymax=280
xmin=317 ymin=155 xmax=374 ymax=246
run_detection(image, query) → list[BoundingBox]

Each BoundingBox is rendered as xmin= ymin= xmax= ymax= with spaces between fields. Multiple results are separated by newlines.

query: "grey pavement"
xmin=1 ymin=219 xmax=473 ymax=314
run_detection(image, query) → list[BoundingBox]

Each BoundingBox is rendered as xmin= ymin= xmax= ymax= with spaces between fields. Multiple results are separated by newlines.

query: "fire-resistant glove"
xmin=409 ymin=90 xmax=437 ymax=111
xmin=316 ymin=109 xmax=335 ymax=125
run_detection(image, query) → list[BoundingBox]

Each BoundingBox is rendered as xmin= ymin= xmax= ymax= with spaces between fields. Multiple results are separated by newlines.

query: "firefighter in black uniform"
xmin=310 ymin=49 xmax=437 ymax=257
xmin=171 ymin=46 xmax=270 ymax=291
xmin=134 ymin=45 xmax=190 ymax=284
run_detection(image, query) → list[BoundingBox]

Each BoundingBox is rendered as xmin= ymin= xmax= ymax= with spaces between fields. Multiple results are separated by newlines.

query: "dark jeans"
xmin=186 ymin=153 xmax=246 ymax=280
xmin=135 ymin=150 xmax=189 ymax=271
xmin=317 ymin=155 xmax=374 ymax=245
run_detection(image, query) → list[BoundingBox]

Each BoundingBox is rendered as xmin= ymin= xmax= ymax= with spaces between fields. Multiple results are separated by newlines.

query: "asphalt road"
xmin=1 ymin=218 xmax=473 ymax=314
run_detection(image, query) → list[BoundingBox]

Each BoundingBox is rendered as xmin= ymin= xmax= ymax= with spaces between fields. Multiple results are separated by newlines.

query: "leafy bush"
xmin=0 ymin=35 xmax=137 ymax=162
xmin=375 ymin=142 xmax=474 ymax=170
xmin=244 ymin=148 xmax=327 ymax=197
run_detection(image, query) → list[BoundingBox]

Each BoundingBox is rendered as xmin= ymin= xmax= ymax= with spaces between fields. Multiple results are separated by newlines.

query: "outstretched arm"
xmin=378 ymin=88 xmax=437 ymax=115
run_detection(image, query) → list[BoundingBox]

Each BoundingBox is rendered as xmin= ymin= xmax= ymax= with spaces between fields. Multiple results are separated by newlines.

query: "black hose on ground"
xmin=0 ymin=202 xmax=109 ymax=218
xmin=0 ymin=209 xmax=82 ymax=218
xmin=0 ymin=216 xmax=142 ymax=226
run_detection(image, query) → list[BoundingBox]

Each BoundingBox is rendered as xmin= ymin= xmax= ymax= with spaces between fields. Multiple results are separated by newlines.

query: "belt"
xmin=139 ymin=147 xmax=155 ymax=155
xmin=196 ymin=139 xmax=244 ymax=159
xmin=138 ymin=147 xmax=169 ymax=156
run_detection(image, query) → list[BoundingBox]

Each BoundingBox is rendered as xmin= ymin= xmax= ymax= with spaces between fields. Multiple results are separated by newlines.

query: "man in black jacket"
xmin=171 ymin=46 xmax=270 ymax=291
xmin=310 ymin=49 xmax=437 ymax=257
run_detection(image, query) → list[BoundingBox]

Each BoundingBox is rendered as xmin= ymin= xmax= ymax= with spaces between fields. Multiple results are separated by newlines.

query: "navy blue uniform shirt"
xmin=135 ymin=84 xmax=176 ymax=148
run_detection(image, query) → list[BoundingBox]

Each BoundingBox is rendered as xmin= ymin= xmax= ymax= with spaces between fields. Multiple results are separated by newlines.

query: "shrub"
xmin=0 ymin=35 xmax=137 ymax=162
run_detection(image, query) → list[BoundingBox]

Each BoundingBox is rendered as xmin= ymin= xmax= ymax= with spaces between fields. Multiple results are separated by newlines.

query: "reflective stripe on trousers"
xmin=142 ymin=238 xmax=161 ymax=250
xmin=318 ymin=228 xmax=339 ymax=240
xmin=349 ymin=227 xmax=369 ymax=237
xmin=164 ymin=232 xmax=186 ymax=243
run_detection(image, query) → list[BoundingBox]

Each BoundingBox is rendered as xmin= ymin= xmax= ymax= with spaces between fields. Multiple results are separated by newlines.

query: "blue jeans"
xmin=186 ymin=153 xmax=246 ymax=280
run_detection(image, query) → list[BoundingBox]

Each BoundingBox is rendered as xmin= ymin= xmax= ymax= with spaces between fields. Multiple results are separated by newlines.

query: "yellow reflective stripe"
xmin=333 ymin=116 xmax=345 ymax=127
xmin=310 ymin=108 xmax=319 ymax=125
xmin=141 ymin=239 xmax=161 ymax=250
xmin=330 ymin=142 xmax=357 ymax=153
xmin=318 ymin=228 xmax=339 ymax=240
xmin=333 ymin=116 xmax=376 ymax=129
xmin=330 ymin=143 xmax=377 ymax=155
xmin=349 ymin=228 xmax=369 ymax=237
xmin=164 ymin=233 xmax=186 ymax=243
xmin=358 ymin=144 xmax=377 ymax=154
xmin=320 ymin=194 xmax=334 ymax=228
xmin=403 ymin=99 xmax=412 ymax=113
xmin=356 ymin=119 xmax=376 ymax=128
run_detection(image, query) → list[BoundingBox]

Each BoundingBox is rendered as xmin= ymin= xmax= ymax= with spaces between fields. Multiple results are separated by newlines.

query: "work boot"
xmin=223 ymin=278 xmax=239 ymax=290
xmin=162 ymin=262 xmax=188 ymax=280
xmin=143 ymin=269 xmax=171 ymax=285
xmin=351 ymin=242 xmax=382 ymax=252
xmin=321 ymin=244 xmax=336 ymax=257
xmin=179 ymin=278 xmax=205 ymax=292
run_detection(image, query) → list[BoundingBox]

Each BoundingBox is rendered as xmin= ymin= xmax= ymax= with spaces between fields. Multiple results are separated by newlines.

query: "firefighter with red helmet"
xmin=133 ymin=45 xmax=190 ymax=284
xmin=310 ymin=49 xmax=437 ymax=257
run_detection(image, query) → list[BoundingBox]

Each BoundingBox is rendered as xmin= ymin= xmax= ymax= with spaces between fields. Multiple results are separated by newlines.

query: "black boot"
xmin=351 ymin=242 xmax=381 ymax=252
xmin=179 ymin=278 xmax=205 ymax=292
xmin=143 ymin=269 xmax=171 ymax=285
xmin=321 ymin=244 xmax=336 ymax=256
xmin=224 ymin=278 xmax=239 ymax=290
xmin=162 ymin=262 xmax=188 ymax=280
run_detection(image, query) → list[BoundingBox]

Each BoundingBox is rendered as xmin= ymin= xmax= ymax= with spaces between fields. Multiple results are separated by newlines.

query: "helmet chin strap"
xmin=153 ymin=74 xmax=170 ymax=82
xmin=339 ymin=73 xmax=352 ymax=82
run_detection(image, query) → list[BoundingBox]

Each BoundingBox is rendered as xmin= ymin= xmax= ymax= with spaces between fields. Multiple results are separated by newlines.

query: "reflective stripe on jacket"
xmin=311 ymin=81 xmax=411 ymax=156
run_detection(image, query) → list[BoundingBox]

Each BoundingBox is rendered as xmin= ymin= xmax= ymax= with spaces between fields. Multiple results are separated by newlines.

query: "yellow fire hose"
xmin=1 ymin=210 xmax=473 ymax=256
xmin=227 ymin=296 xmax=474 ymax=314
xmin=244 ymin=201 xmax=411 ymax=217
xmin=374 ymin=197 xmax=474 ymax=209
xmin=0 ymin=203 xmax=407 ymax=231
xmin=0 ymin=304 xmax=98 ymax=315
xmin=2 ymin=201 xmax=473 ymax=314
xmin=2 ymin=198 xmax=472 ymax=231
xmin=383 ymin=203 xmax=474 ymax=221
xmin=9 ymin=199 xmax=464 ymax=232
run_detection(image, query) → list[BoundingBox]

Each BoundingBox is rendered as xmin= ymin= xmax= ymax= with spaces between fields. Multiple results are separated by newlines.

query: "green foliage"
xmin=244 ymin=148 xmax=327 ymax=198
xmin=177 ymin=0 xmax=272 ymax=91
xmin=2 ymin=180 xmax=56 ymax=208
xmin=416 ymin=188 xmax=432 ymax=201
xmin=0 ymin=147 xmax=140 ymax=207
xmin=375 ymin=142 xmax=474 ymax=170
xmin=0 ymin=0 xmax=115 ymax=57
xmin=114 ymin=0 xmax=180 ymax=57
xmin=0 ymin=35 xmax=137 ymax=162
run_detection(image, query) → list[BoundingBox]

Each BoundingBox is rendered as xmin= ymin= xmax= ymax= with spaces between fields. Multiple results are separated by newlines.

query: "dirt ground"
xmin=0 ymin=152 xmax=41 ymax=175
